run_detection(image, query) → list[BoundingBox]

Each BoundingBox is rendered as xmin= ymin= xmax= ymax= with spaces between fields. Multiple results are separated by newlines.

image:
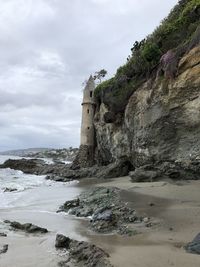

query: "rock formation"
xmin=94 ymin=45 xmax=200 ymax=176
xmin=90 ymin=1 xmax=200 ymax=179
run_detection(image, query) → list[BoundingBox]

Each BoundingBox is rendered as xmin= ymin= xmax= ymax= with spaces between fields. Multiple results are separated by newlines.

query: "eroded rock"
xmin=4 ymin=220 xmax=48 ymax=234
xmin=94 ymin=46 xmax=200 ymax=176
xmin=55 ymin=234 xmax=71 ymax=249
xmin=59 ymin=187 xmax=142 ymax=234
xmin=55 ymin=235 xmax=113 ymax=267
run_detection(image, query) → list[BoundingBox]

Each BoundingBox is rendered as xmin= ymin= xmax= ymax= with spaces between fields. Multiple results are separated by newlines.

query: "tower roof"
xmin=84 ymin=75 xmax=95 ymax=91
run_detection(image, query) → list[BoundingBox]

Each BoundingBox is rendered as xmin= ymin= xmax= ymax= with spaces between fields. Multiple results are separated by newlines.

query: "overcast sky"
xmin=0 ymin=0 xmax=177 ymax=151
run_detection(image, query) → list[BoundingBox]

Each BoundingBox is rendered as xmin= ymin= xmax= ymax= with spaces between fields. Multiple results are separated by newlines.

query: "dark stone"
xmin=104 ymin=112 xmax=116 ymax=123
xmin=130 ymin=160 xmax=200 ymax=183
xmin=93 ymin=209 xmax=113 ymax=221
xmin=149 ymin=202 xmax=155 ymax=207
xmin=0 ymin=158 xmax=100 ymax=181
xmin=0 ymin=245 xmax=8 ymax=254
xmin=3 ymin=188 xmax=18 ymax=192
xmin=55 ymin=235 xmax=113 ymax=267
xmin=97 ymin=158 xmax=134 ymax=178
xmin=185 ymin=233 xmax=200 ymax=255
xmin=59 ymin=187 xmax=142 ymax=235
xmin=55 ymin=234 xmax=71 ymax=249
xmin=4 ymin=220 xmax=48 ymax=234
xmin=71 ymin=145 xmax=95 ymax=169
xmin=0 ymin=232 xmax=7 ymax=237
xmin=130 ymin=167 xmax=159 ymax=182
xmin=58 ymin=198 xmax=80 ymax=212
xmin=69 ymin=240 xmax=112 ymax=267
xmin=0 ymin=158 xmax=45 ymax=174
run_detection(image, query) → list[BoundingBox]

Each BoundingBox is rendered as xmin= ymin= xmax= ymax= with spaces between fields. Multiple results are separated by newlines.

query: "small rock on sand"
xmin=185 ymin=233 xmax=200 ymax=255
xmin=0 ymin=244 xmax=8 ymax=254
xmin=4 ymin=220 xmax=48 ymax=234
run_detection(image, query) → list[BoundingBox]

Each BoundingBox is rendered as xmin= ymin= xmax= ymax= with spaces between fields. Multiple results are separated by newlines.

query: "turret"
xmin=80 ymin=75 xmax=96 ymax=146
xmin=71 ymin=75 xmax=96 ymax=169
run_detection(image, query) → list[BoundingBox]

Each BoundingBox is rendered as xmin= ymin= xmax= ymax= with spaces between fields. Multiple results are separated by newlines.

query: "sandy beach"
xmin=83 ymin=177 xmax=200 ymax=267
xmin=1 ymin=172 xmax=200 ymax=266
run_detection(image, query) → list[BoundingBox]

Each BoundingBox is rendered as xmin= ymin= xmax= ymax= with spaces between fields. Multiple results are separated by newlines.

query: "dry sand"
xmin=88 ymin=177 xmax=200 ymax=267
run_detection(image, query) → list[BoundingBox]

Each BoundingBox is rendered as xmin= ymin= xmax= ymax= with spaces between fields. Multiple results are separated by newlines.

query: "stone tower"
xmin=72 ymin=75 xmax=96 ymax=168
xmin=80 ymin=75 xmax=96 ymax=147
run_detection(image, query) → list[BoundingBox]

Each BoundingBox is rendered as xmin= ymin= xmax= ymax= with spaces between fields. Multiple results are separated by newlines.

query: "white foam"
xmin=0 ymin=155 xmax=79 ymax=210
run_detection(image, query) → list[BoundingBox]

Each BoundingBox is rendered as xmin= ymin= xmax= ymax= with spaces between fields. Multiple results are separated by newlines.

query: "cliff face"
xmin=94 ymin=46 xmax=200 ymax=168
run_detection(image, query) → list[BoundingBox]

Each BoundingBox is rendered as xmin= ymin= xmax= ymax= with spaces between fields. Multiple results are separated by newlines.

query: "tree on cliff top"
xmin=93 ymin=69 xmax=107 ymax=83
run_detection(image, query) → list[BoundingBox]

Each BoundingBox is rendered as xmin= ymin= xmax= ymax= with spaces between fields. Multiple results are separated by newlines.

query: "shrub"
xmin=94 ymin=0 xmax=200 ymax=116
xmin=141 ymin=43 xmax=161 ymax=63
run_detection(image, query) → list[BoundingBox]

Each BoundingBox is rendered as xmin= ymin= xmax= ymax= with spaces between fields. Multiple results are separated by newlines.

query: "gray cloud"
xmin=0 ymin=0 xmax=177 ymax=151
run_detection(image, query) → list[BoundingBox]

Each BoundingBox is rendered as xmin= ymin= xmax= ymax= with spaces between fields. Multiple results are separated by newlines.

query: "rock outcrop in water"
xmin=0 ymin=157 xmax=132 ymax=180
xmin=0 ymin=158 xmax=97 ymax=180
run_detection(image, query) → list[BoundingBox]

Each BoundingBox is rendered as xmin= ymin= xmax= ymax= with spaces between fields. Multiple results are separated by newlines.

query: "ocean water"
xmin=0 ymin=155 xmax=86 ymax=267
xmin=0 ymin=156 xmax=78 ymax=209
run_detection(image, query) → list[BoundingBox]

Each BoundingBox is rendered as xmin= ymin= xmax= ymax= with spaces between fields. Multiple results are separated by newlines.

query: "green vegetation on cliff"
xmin=95 ymin=0 xmax=200 ymax=114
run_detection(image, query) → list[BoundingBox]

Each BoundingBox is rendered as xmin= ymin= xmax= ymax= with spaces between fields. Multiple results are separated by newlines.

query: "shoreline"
xmin=0 ymin=163 xmax=200 ymax=266
xmin=77 ymin=176 xmax=200 ymax=267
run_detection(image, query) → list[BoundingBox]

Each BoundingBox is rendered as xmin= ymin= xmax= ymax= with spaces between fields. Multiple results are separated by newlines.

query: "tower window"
xmin=87 ymin=109 xmax=89 ymax=114
xmin=90 ymin=91 xmax=93 ymax=97
xmin=87 ymin=127 xmax=90 ymax=130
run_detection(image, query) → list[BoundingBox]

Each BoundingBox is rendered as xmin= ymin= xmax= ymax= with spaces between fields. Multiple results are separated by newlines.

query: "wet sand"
xmin=1 ymin=176 xmax=200 ymax=266
xmin=0 ymin=182 xmax=87 ymax=267
xmin=84 ymin=177 xmax=200 ymax=267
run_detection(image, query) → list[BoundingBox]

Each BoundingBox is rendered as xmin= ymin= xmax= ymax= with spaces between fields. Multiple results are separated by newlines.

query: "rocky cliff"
xmin=94 ymin=45 xmax=200 ymax=175
xmin=93 ymin=0 xmax=200 ymax=178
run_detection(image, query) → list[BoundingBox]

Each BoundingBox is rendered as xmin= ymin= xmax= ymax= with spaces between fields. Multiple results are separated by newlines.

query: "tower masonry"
xmin=80 ymin=75 xmax=96 ymax=147
xmin=72 ymin=75 xmax=96 ymax=168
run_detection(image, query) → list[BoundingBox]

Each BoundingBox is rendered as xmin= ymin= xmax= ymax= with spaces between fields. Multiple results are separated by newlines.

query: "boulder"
xmin=0 ymin=245 xmax=8 ymax=254
xmin=185 ymin=233 xmax=200 ymax=255
xmin=0 ymin=232 xmax=7 ymax=237
xmin=55 ymin=235 xmax=113 ymax=267
xmin=4 ymin=220 xmax=48 ymax=234
xmin=55 ymin=234 xmax=71 ymax=249
xmin=130 ymin=166 xmax=159 ymax=182
xmin=97 ymin=158 xmax=134 ymax=178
